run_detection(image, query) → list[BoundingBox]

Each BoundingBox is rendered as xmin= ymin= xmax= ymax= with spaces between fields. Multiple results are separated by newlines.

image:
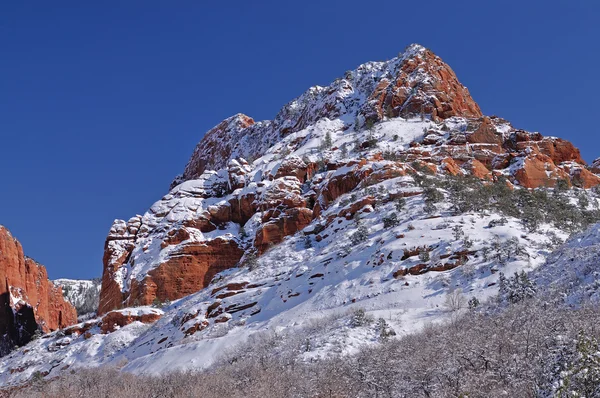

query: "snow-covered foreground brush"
xmin=8 ymin=293 xmax=600 ymax=397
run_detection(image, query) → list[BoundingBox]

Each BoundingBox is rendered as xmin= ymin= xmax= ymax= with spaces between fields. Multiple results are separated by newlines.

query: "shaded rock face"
xmin=0 ymin=226 xmax=77 ymax=355
xmin=255 ymin=208 xmax=313 ymax=254
xmin=98 ymin=218 xmax=139 ymax=315
xmin=98 ymin=173 xmax=251 ymax=314
xmin=512 ymin=154 xmax=570 ymax=189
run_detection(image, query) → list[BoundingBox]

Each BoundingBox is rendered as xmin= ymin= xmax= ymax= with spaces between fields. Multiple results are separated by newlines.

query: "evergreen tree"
xmin=320 ymin=131 xmax=333 ymax=150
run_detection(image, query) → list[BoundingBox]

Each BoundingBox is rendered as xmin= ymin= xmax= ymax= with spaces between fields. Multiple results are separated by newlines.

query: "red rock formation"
xmin=98 ymin=218 xmax=139 ymax=315
xmin=466 ymin=117 xmax=503 ymax=144
xmin=513 ymin=136 xmax=583 ymax=165
xmin=181 ymin=114 xmax=255 ymax=182
xmin=313 ymin=163 xmax=372 ymax=217
xmin=362 ymin=45 xmax=482 ymax=123
xmin=62 ymin=309 xmax=162 ymax=337
xmin=229 ymin=191 xmax=259 ymax=225
xmin=227 ymin=158 xmax=252 ymax=189
xmin=562 ymin=164 xmax=600 ymax=189
xmin=441 ymin=157 xmax=461 ymax=176
xmin=468 ymin=159 xmax=492 ymax=180
xmin=590 ymin=158 xmax=600 ymax=174
xmin=97 ymin=44 xmax=600 ymax=324
xmin=255 ymin=208 xmax=313 ymax=254
xmin=512 ymin=154 xmax=570 ymax=188
xmin=125 ymin=238 xmax=244 ymax=307
xmin=337 ymin=196 xmax=377 ymax=220
xmin=273 ymin=156 xmax=318 ymax=183
xmin=100 ymin=309 xmax=162 ymax=334
xmin=0 ymin=226 xmax=76 ymax=354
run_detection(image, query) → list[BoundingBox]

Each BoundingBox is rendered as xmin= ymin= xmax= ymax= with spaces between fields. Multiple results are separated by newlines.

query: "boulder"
xmin=512 ymin=154 xmax=570 ymax=188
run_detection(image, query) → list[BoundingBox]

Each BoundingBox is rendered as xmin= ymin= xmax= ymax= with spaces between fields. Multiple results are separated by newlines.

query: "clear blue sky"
xmin=1 ymin=1 xmax=598 ymax=280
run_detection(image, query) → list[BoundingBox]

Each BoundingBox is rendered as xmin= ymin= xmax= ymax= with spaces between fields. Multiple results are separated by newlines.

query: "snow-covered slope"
xmin=3 ymin=44 xmax=600 ymax=387
xmin=53 ymin=279 xmax=101 ymax=318
xmin=532 ymin=224 xmax=600 ymax=305
xmin=4 ymin=165 xmax=596 ymax=384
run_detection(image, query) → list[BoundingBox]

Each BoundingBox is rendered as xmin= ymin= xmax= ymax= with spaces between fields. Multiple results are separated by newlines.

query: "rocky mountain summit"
xmin=3 ymin=44 xmax=600 ymax=386
xmin=0 ymin=226 xmax=77 ymax=356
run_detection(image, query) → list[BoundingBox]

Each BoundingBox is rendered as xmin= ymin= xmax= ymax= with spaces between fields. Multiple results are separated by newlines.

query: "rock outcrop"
xmin=0 ymin=226 xmax=77 ymax=355
xmin=181 ymin=114 xmax=256 ymax=182
xmin=125 ymin=238 xmax=244 ymax=308
xmin=4 ymin=44 xmax=600 ymax=386
xmin=360 ymin=46 xmax=482 ymax=123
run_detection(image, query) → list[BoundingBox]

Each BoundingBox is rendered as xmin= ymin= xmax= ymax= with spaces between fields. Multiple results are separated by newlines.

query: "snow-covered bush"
xmin=350 ymin=224 xmax=369 ymax=245
xmin=497 ymin=271 xmax=536 ymax=304
xmin=350 ymin=308 xmax=372 ymax=328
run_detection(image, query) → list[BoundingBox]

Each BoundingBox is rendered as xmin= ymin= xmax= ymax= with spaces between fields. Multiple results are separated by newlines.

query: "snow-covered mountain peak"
xmin=176 ymin=45 xmax=482 ymax=186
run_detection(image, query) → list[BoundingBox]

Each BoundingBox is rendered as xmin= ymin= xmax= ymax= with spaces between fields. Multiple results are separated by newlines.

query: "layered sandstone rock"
xmin=126 ymin=238 xmax=244 ymax=307
xmin=97 ymin=217 xmax=139 ymax=315
xmin=175 ymin=44 xmax=482 ymax=189
xmin=255 ymin=208 xmax=313 ymax=254
xmin=361 ymin=45 xmax=482 ymax=123
xmin=100 ymin=308 xmax=162 ymax=334
xmin=0 ymin=226 xmax=77 ymax=355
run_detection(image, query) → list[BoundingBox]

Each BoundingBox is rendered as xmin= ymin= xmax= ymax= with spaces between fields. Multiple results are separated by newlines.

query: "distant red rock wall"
xmin=0 ymin=226 xmax=77 ymax=354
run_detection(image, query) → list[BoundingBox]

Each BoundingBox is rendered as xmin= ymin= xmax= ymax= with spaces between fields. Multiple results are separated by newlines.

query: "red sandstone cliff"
xmin=0 ymin=226 xmax=77 ymax=355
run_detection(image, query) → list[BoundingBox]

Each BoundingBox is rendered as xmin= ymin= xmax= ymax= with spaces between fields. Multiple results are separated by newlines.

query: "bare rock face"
xmin=99 ymin=308 xmax=162 ymax=334
xmin=126 ymin=238 xmax=244 ymax=307
xmin=98 ymin=173 xmax=248 ymax=314
xmin=512 ymin=154 xmax=570 ymax=189
xmin=98 ymin=217 xmax=140 ymax=315
xmin=590 ymin=158 xmax=600 ymax=174
xmin=175 ymin=44 xmax=482 ymax=189
xmin=562 ymin=163 xmax=600 ymax=189
xmin=466 ymin=117 xmax=503 ymax=144
xmin=272 ymin=156 xmax=318 ymax=183
xmin=60 ymin=307 xmax=162 ymax=338
xmin=0 ymin=226 xmax=77 ymax=355
xmin=361 ymin=45 xmax=482 ymax=123
xmin=255 ymin=208 xmax=313 ymax=254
